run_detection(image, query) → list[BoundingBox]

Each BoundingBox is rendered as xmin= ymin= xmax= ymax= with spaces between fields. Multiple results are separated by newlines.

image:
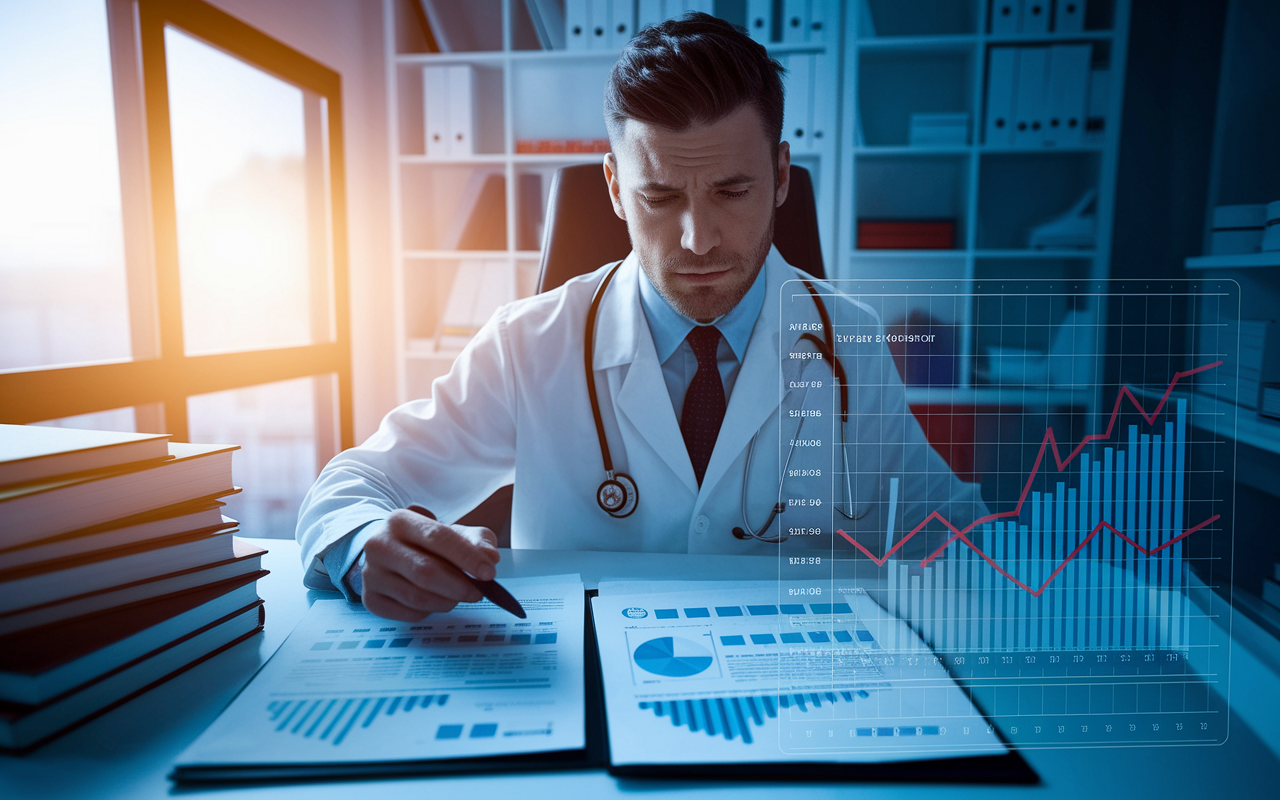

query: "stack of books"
xmin=0 ymin=425 xmax=268 ymax=751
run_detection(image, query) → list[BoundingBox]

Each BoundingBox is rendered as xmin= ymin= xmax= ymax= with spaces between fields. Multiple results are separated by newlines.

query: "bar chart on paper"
xmin=777 ymin=279 xmax=1238 ymax=748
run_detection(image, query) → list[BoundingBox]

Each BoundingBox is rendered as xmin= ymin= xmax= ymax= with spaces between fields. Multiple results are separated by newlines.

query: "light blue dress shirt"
xmin=637 ymin=262 xmax=767 ymax=421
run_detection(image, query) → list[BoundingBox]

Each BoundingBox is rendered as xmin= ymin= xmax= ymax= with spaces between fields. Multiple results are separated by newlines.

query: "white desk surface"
xmin=2 ymin=539 xmax=1279 ymax=800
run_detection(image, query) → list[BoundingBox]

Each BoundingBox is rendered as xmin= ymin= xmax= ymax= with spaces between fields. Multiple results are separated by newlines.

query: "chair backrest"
xmin=536 ymin=163 xmax=824 ymax=294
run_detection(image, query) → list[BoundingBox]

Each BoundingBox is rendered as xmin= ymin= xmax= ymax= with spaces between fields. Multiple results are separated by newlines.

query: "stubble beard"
xmin=644 ymin=208 xmax=776 ymax=322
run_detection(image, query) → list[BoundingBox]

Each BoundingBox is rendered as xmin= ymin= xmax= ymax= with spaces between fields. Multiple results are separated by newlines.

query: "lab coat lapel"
xmin=594 ymin=254 xmax=699 ymax=493
xmin=698 ymin=249 xmax=793 ymax=497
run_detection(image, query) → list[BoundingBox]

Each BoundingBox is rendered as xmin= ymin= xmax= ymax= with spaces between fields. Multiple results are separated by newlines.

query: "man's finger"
xmin=401 ymin=522 xmax=499 ymax=581
xmin=364 ymin=535 xmax=482 ymax=603
xmin=364 ymin=565 xmax=478 ymax=613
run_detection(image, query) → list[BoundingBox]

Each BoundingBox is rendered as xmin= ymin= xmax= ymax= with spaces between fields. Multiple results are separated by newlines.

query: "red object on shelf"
xmin=857 ymin=219 xmax=955 ymax=249
xmin=515 ymin=138 xmax=611 ymax=154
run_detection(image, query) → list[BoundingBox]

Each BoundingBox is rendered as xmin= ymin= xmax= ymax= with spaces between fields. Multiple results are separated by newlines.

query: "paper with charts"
xmin=592 ymin=583 xmax=1007 ymax=765
xmin=176 ymin=576 xmax=584 ymax=768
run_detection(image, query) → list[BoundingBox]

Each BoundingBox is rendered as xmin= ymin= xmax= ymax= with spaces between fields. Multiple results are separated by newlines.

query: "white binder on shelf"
xmin=1013 ymin=46 xmax=1048 ymax=147
xmin=566 ymin=0 xmax=591 ymax=50
xmin=588 ymin=0 xmax=610 ymax=49
xmin=636 ymin=0 xmax=663 ymax=32
xmin=781 ymin=54 xmax=814 ymax=152
xmin=990 ymin=0 xmax=1020 ymax=34
xmin=445 ymin=64 xmax=475 ymax=157
xmin=746 ymin=0 xmax=772 ymax=43
xmin=1053 ymin=0 xmax=1086 ymax=33
xmin=984 ymin=47 xmax=1018 ymax=147
xmin=423 ymin=65 xmax=450 ymax=158
xmin=808 ymin=0 xmax=834 ymax=44
xmin=610 ymin=0 xmax=635 ymax=47
xmin=781 ymin=0 xmax=808 ymax=44
xmin=1021 ymin=0 xmax=1050 ymax=33
xmin=1043 ymin=44 xmax=1090 ymax=147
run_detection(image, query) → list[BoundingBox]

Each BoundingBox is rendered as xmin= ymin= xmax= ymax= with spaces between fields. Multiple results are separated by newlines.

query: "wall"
xmin=208 ymin=0 xmax=396 ymax=444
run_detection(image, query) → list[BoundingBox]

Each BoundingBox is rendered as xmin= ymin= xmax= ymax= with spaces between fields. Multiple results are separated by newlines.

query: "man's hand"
xmin=359 ymin=509 xmax=500 ymax=621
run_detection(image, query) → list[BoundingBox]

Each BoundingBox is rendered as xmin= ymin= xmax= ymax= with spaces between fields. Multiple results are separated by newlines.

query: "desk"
xmin=2 ymin=539 xmax=1278 ymax=799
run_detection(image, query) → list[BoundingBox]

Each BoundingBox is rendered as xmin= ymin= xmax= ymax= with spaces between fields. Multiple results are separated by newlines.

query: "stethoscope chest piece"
xmin=597 ymin=472 xmax=639 ymax=518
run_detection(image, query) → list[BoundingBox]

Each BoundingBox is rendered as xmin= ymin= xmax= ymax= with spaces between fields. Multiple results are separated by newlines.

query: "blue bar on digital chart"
xmin=747 ymin=605 xmax=778 ymax=616
xmin=1091 ymin=458 xmax=1102 ymax=648
xmin=1121 ymin=450 xmax=1131 ymax=650
xmin=1103 ymin=447 xmax=1114 ymax=648
xmin=1079 ymin=454 xmax=1090 ymax=650
xmin=1138 ymin=431 xmax=1150 ymax=647
xmin=751 ymin=634 xmax=776 ymax=645
xmin=1174 ymin=399 xmax=1188 ymax=647
xmin=684 ymin=607 xmax=710 ymax=618
xmin=780 ymin=604 xmax=806 ymax=615
xmin=715 ymin=606 xmax=743 ymax=617
xmin=470 ymin=723 xmax=497 ymax=738
xmin=808 ymin=631 xmax=830 ymax=643
xmin=780 ymin=633 xmax=805 ymax=644
xmin=1127 ymin=425 xmax=1138 ymax=648
xmin=1163 ymin=420 xmax=1175 ymax=645
xmin=721 ymin=635 xmax=745 ymax=646
xmin=655 ymin=609 xmax=678 ymax=619
xmin=834 ymin=629 xmax=853 ymax=643
xmin=993 ymin=520 xmax=1005 ymax=651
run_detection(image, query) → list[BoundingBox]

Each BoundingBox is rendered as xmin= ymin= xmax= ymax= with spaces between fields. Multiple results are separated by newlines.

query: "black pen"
xmin=406 ymin=504 xmax=526 ymax=619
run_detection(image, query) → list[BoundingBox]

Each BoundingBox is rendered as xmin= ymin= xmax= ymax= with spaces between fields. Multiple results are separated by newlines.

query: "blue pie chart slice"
xmin=633 ymin=636 xmax=713 ymax=677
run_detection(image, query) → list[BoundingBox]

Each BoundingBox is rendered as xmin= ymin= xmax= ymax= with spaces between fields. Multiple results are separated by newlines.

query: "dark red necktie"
xmin=680 ymin=325 xmax=727 ymax=487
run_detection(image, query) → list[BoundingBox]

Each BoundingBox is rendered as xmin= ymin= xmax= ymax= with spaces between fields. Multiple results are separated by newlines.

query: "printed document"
xmin=592 ymin=582 xmax=1007 ymax=766
xmin=176 ymin=576 xmax=584 ymax=770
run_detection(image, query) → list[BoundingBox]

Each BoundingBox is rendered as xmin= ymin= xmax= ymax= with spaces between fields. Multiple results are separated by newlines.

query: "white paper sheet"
xmin=176 ymin=576 xmax=584 ymax=768
xmin=592 ymin=582 xmax=1008 ymax=765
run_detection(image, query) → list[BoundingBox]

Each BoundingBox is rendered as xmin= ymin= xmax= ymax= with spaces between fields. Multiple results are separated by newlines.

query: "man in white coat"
xmin=297 ymin=13 xmax=988 ymax=621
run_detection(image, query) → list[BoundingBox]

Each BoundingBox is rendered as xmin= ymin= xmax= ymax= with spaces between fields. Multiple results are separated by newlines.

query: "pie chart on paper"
xmin=633 ymin=636 xmax=713 ymax=677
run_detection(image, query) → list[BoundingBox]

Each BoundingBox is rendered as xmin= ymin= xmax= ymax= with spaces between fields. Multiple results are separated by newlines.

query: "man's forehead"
xmin=615 ymin=107 xmax=771 ymax=185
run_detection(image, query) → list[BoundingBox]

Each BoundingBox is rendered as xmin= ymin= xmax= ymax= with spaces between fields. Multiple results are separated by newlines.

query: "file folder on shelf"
xmin=782 ymin=0 xmax=808 ymax=44
xmin=990 ymin=0 xmax=1020 ymax=35
xmin=1054 ymin=0 xmax=1086 ymax=33
xmin=1013 ymin=47 xmax=1048 ymax=147
xmin=1043 ymin=44 xmax=1091 ymax=147
xmin=1022 ymin=0 xmax=1050 ymax=33
xmin=985 ymin=48 xmax=1018 ymax=147
xmin=746 ymin=0 xmax=772 ymax=42
xmin=780 ymin=54 xmax=814 ymax=152
xmin=423 ymin=66 xmax=449 ymax=158
xmin=565 ymin=0 xmax=590 ymax=50
xmin=636 ymin=0 xmax=663 ymax=33
xmin=446 ymin=65 xmax=475 ymax=157
xmin=610 ymin=0 xmax=635 ymax=48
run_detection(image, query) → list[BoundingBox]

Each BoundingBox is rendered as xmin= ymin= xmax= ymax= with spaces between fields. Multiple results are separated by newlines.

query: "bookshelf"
xmin=837 ymin=0 xmax=1131 ymax=411
xmin=384 ymin=0 xmax=844 ymax=402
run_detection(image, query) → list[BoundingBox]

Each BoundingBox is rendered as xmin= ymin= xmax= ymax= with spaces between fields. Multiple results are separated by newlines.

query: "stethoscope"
xmin=584 ymin=261 xmax=870 ymax=540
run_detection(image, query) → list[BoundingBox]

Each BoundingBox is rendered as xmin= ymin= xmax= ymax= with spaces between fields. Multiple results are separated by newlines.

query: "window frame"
xmin=0 ymin=0 xmax=354 ymax=453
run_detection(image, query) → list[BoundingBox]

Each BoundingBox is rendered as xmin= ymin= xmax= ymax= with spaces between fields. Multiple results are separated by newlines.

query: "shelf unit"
xmin=384 ymin=0 xmax=845 ymax=403
xmin=835 ymin=0 xmax=1131 ymax=409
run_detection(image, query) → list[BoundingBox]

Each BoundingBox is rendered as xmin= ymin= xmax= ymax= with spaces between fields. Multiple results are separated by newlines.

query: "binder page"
xmin=593 ymin=582 xmax=1007 ymax=766
xmin=177 ymin=576 xmax=585 ymax=769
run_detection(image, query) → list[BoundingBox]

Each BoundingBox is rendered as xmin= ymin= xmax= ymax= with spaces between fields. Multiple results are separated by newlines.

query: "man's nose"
xmin=680 ymin=200 xmax=720 ymax=256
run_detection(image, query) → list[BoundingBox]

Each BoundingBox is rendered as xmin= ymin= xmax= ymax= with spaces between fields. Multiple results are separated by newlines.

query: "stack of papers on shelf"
xmin=0 ymin=425 xmax=267 ymax=750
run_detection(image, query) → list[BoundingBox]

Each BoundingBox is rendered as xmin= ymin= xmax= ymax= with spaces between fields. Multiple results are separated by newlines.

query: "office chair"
xmin=536 ymin=163 xmax=824 ymax=292
xmin=460 ymin=164 xmax=826 ymax=543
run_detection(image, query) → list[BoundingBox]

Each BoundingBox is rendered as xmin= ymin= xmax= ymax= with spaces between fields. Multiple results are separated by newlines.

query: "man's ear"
xmin=774 ymin=140 xmax=792 ymax=209
xmin=603 ymin=152 xmax=626 ymax=221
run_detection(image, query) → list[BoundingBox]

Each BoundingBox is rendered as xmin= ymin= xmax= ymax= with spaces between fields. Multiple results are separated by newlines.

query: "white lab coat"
xmin=296 ymin=247 xmax=987 ymax=589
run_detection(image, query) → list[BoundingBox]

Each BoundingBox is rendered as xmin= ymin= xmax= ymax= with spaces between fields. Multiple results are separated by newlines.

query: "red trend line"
xmin=835 ymin=360 xmax=1223 ymax=591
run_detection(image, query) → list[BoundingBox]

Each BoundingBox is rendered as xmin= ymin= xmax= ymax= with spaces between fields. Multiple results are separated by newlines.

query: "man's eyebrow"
xmin=638 ymin=181 xmax=681 ymax=193
xmin=710 ymin=174 xmax=757 ymax=188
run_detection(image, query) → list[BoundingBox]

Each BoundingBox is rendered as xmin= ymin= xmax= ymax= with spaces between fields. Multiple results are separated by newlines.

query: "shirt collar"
xmin=637 ymin=260 xmax=767 ymax=364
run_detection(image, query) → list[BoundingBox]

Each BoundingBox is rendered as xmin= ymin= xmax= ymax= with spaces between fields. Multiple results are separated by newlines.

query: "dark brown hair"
xmin=604 ymin=12 xmax=785 ymax=157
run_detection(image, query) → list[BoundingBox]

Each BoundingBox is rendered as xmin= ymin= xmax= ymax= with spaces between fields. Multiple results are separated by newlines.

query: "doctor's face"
xmin=604 ymin=105 xmax=790 ymax=323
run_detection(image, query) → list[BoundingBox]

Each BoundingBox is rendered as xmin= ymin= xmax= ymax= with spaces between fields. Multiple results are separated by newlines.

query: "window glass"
xmin=0 ymin=0 xmax=133 ymax=370
xmin=33 ymin=407 xmax=138 ymax=433
xmin=165 ymin=27 xmax=332 ymax=356
xmin=187 ymin=375 xmax=337 ymax=538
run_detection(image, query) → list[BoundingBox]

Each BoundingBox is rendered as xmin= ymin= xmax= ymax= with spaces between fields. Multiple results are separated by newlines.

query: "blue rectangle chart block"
xmin=714 ymin=606 xmax=743 ymax=617
xmin=780 ymin=633 xmax=805 ymax=643
xmin=720 ymin=635 xmax=746 ymax=646
xmin=436 ymin=724 xmax=463 ymax=740
xmin=655 ymin=609 xmax=678 ymax=619
xmin=534 ymin=633 xmax=557 ymax=644
xmin=684 ymin=608 xmax=711 ymax=618
xmin=470 ymin=723 xmax=498 ymax=738
xmin=779 ymin=604 xmax=806 ymax=614
xmin=747 ymin=605 xmax=778 ymax=615
xmin=833 ymin=630 xmax=853 ymax=643
xmin=808 ymin=631 xmax=830 ymax=643
xmin=750 ymin=634 xmax=777 ymax=645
